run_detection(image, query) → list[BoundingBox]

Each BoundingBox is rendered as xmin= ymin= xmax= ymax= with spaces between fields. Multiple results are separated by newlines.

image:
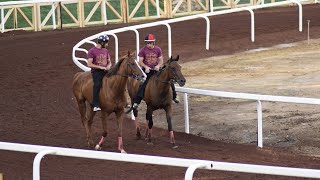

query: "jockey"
xmin=87 ymin=34 xmax=112 ymax=112
xmin=132 ymin=34 xmax=179 ymax=109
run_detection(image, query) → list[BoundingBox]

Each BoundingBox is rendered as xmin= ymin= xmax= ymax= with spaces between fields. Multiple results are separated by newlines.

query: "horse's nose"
xmin=178 ymin=79 xmax=186 ymax=86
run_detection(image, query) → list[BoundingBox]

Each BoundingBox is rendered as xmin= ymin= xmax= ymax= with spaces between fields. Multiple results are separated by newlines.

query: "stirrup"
xmin=93 ymin=107 xmax=101 ymax=112
xmin=132 ymin=103 xmax=139 ymax=109
xmin=173 ymin=98 xmax=180 ymax=104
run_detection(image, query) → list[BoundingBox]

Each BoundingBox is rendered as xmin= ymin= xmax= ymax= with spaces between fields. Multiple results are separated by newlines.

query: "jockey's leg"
xmin=171 ymin=83 xmax=179 ymax=103
xmin=92 ymin=70 xmax=105 ymax=109
xmin=133 ymin=71 xmax=153 ymax=108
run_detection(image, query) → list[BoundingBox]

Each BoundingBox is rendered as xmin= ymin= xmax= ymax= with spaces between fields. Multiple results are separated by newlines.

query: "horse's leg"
xmin=86 ymin=106 xmax=96 ymax=148
xmin=95 ymin=111 xmax=111 ymax=150
xmin=115 ymin=110 xmax=126 ymax=153
xmin=165 ymin=105 xmax=178 ymax=149
xmin=76 ymin=100 xmax=86 ymax=126
xmin=76 ymin=100 xmax=95 ymax=148
xmin=133 ymin=108 xmax=141 ymax=139
xmin=145 ymin=106 xmax=153 ymax=145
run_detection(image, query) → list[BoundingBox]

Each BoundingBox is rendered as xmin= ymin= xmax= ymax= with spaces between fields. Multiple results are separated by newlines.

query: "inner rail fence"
xmin=0 ymin=142 xmax=319 ymax=180
xmin=176 ymin=87 xmax=320 ymax=148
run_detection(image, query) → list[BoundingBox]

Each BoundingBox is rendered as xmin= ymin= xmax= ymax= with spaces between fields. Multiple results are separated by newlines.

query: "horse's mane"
xmin=106 ymin=56 xmax=125 ymax=77
xmin=105 ymin=52 xmax=135 ymax=77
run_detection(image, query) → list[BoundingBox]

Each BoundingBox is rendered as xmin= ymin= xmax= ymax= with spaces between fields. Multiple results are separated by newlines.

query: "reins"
xmin=116 ymin=61 xmax=143 ymax=81
xmin=155 ymin=62 xmax=179 ymax=84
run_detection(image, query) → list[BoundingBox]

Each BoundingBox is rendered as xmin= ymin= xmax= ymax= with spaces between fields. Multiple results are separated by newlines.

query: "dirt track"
xmin=1 ymin=4 xmax=320 ymax=180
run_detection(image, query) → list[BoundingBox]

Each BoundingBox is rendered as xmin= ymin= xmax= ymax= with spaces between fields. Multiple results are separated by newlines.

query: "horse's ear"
xmin=127 ymin=51 xmax=131 ymax=57
xmin=176 ymin=55 xmax=179 ymax=61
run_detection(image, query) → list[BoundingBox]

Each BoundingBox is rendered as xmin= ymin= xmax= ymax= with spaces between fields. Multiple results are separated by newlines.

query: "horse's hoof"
xmin=136 ymin=133 xmax=141 ymax=140
xmin=147 ymin=142 xmax=154 ymax=145
xmin=172 ymin=145 xmax=179 ymax=149
xmin=95 ymin=144 xmax=102 ymax=150
xmin=120 ymin=149 xmax=127 ymax=154
xmin=172 ymin=143 xmax=178 ymax=149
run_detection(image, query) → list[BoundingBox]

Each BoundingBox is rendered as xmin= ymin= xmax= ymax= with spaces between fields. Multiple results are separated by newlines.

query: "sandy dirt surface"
xmin=0 ymin=4 xmax=320 ymax=180
xmin=157 ymin=39 xmax=320 ymax=157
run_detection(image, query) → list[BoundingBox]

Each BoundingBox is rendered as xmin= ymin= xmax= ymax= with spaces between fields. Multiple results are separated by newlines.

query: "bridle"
xmin=116 ymin=58 xmax=144 ymax=82
xmin=155 ymin=62 xmax=180 ymax=84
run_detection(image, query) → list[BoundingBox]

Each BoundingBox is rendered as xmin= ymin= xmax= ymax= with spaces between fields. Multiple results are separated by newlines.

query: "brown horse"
xmin=72 ymin=52 xmax=143 ymax=153
xmin=126 ymin=55 xmax=186 ymax=148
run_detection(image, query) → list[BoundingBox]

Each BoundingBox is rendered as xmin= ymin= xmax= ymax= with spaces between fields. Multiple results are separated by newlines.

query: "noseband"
xmin=116 ymin=60 xmax=144 ymax=81
xmin=155 ymin=63 xmax=180 ymax=84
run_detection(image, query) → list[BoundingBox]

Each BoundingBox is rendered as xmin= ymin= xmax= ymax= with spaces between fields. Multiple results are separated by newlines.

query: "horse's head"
xmin=121 ymin=51 xmax=144 ymax=81
xmin=163 ymin=55 xmax=186 ymax=87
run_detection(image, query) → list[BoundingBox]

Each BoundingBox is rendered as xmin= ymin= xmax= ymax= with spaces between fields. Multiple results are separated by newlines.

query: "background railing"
xmin=0 ymin=0 xmax=315 ymax=33
xmin=176 ymin=87 xmax=320 ymax=148
xmin=72 ymin=0 xmax=302 ymax=71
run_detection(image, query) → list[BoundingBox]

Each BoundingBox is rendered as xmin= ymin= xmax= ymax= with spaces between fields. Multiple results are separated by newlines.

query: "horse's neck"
xmin=156 ymin=70 xmax=171 ymax=83
xmin=151 ymin=71 xmax=171 ymax=89
xmin=102 ymin=75 xmax=128 ymax=96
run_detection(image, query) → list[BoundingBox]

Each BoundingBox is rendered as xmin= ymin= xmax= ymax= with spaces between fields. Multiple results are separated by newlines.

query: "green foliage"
xmin=127 ymin=0 xmax=164 ymax=17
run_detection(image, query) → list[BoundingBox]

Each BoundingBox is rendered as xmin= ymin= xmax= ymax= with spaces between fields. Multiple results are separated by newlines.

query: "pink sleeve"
xmin=87 ymin=49 xmax=95 ymax=59
xmin=158 ymin=48 xmax=162 ymax=57
xmin=138 ymin=48 xmax=144 ymax=57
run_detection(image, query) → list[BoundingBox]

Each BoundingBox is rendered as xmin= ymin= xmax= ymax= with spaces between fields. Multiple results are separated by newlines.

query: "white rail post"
xmin=106 ymin=33 xmax=119 ymax=62
xmin=200 ymin=15 xmax=210 ymax=50
xmin=290 ymin=0 xmax=302 ymax=32
xmin=156 ymin=0 xmax=160 ymax=17
xmin=33 ymin=150 xmax=56 ymax=180
xmin=184 ymin=93 xmax=190 ymax=134
xmin=163 ymin=23 xmax=172 ymax=58
xmin=51 ymin=2 xmax=57 ymax=29
xmin=128 ymin=28 xmax=146 ymax=77
xmin=129 ymin=28 xmax=140 ymax=60
xmin=51 ymin=2 xmax=56 ymax=29
xmin=1 ymin=7 xmax=4 ymax=33
xmin=210 ymin=0 xmax=213 ymax=12
xmin=243 ymin=7 xmax=255 ymax=42
xmin=102 ymin=0 xmax=107 ymax=25
xmin=185 ymin=163 xmax=207 ymax=180
xmin=256 ymin=100 xmax=263 ymax=148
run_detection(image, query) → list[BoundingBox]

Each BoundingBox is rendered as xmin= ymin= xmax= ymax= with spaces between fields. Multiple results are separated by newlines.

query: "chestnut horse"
xmin=126 ymin=55 xmax=186 ymax=148
xmin=72 ymin=52 xmax=143 ymax=153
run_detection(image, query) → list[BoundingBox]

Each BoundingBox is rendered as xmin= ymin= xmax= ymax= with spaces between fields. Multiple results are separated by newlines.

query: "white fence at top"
xmin=72 ymin=0 xmax=303 ymax=72
xmin=1 ymin=142 xmax=320 ymax=180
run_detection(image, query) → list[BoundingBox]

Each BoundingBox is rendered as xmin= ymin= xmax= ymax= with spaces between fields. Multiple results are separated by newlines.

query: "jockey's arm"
xmin=106 ymin=56 xmax=112 ymax=70
xmin=154 ymin=56 xmax=163 ymax=71
xmin=138 ymin=57 xmax=149 ymax=69
xmin=87 ymin=58 xmax=107 ymax=70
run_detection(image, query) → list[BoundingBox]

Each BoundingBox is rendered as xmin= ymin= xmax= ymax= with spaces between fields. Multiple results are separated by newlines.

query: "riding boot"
xmin=171 ymin=83 xmax=179 ymax=103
